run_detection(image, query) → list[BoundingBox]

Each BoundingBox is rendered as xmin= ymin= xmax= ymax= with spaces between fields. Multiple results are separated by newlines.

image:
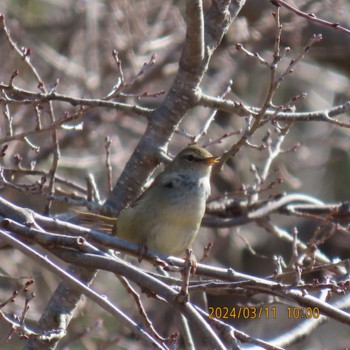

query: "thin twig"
xmin=105 ymin=136 xmax=113 ymax=194
xmin=272 ymin=0 xmax=350 ymax=36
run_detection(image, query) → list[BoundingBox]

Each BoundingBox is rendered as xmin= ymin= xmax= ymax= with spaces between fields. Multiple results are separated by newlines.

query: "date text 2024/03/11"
xmin=208 ymin=306 xmax=321 ymax=320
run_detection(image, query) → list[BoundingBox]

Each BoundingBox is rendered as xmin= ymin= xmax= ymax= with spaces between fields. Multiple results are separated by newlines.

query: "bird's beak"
xmin=204 ymin=156 xmax=220 ymax=165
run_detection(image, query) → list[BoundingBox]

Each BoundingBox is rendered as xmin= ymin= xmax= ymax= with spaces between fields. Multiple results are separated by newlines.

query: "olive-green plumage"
xmin=117 ymin=146 xmax=217 ymax=256
xmin=77 ymin=146 xmax=217 ymax=256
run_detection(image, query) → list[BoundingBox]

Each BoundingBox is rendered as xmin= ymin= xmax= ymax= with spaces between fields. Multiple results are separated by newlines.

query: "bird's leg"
xmin=137 ymin=242 xmax=148 ymax=263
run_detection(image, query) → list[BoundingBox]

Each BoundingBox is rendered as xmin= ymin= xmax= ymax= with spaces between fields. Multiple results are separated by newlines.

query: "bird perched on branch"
xmin=78 ymin=145 xmax=218 ymax=257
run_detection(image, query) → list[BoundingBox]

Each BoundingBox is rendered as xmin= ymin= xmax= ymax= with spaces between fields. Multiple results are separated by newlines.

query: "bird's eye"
xmin=185 ymin=154 xmax=195 ymax=162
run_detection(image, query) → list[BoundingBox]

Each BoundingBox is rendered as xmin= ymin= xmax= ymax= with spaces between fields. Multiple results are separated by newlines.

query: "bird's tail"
xmin=74 ymin=210 xmax=116 ymax=234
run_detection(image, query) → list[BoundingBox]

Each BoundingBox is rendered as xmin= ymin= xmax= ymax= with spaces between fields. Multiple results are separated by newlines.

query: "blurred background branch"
xmin=0 ymin=0 xmax=350 ymax=349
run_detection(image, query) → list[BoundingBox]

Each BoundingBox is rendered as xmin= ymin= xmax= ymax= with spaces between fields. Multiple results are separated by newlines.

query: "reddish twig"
xmin=271 ymin=0 xmax=350 ymax=36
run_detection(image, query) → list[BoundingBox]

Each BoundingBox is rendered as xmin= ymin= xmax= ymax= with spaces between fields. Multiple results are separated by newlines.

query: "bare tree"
xmin=1 ymin=0 xmax=350 ymax=349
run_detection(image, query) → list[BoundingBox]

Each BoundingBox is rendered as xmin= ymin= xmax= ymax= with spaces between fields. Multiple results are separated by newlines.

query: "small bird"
xmin=79 ymin=146 xmax=218 ymax=256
